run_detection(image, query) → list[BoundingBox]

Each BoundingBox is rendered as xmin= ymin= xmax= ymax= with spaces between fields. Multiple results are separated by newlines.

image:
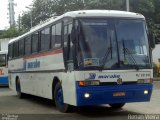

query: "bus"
xmin=8 ymin=10 xmax=154 ymax=112
xmin=0 ymin=50 xmax=8 ymax=86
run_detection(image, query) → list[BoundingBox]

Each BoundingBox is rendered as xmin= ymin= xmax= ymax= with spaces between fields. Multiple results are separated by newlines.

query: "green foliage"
xmin=0 ymin=27 xmax=26 ymax=39
xmin=21 ymin=12 xmax=31 ymax=30
xmin=21 ymin=0 xmax=160 ymax=43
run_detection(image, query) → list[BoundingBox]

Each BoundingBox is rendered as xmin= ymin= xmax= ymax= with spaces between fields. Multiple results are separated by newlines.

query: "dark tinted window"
xmin=25 ymin=36 xmax=31 ymax=55
xmin=64 ymin=25 xmax=68 ymax=48
xmin=40 ymin=28 xmax=50 ymax=51
xmin=51 ymin=25 xmax=56 ymax=49
xmin=13 ymin=42 xmax=19 ymax=58
xmin=0 ymin=54 xmax=6 ymax=66
xmin=19 ymin=39 xmax=24 ymax=56
xmin=32 ymin=32 xmax=39 ymax=53
xmin=55 ymin=23 xmax=62 ymax=48
xmin=63 ymin=24 xmax=72 ymax=47
xmin=8 ymin=44 xmax=13 ymax=59
xmin=63 ymin=23 xmax=73 ymax=62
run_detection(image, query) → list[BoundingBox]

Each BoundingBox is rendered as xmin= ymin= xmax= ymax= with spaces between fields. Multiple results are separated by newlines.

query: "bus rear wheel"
xmin=16 ymin=78 xmax=25 ymax=98
xmin=54 ymin=82 xmax=72 ymax=113
xmin=109 ymin=103 xmax=125 ymax=109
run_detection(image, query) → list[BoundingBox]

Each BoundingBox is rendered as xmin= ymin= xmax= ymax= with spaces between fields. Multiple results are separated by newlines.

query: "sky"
xmin=0 ymin=0 xmax=33 ymax=30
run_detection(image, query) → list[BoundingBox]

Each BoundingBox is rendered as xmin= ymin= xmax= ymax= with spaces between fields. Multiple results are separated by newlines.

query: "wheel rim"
xmin=56 ymin=87 xmax=64 ymax=108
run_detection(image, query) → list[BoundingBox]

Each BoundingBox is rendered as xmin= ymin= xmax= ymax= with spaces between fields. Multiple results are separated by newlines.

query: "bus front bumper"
xmin=0 ymin=76 xmax=8 ymax=86
xmin=76 ymin=83 xmax=153 ymax=106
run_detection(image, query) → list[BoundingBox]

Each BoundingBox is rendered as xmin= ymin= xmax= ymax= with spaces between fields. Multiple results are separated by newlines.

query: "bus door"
xmin=63 ymin=19 xmax=74 ymax=71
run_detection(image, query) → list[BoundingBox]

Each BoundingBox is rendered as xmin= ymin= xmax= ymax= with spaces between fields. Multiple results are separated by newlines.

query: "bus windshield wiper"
xmin=122 ymin=40 xmax=139 ymax=70
xmin=123 ymin=48 xmax=139 ymax=70
xmin=99 ymin=47 xmax=112 ymax=71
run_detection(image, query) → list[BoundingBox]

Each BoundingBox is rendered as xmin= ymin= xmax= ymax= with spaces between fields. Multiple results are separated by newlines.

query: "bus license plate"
xmin=113 ymin=92 xmax=126 ymax=97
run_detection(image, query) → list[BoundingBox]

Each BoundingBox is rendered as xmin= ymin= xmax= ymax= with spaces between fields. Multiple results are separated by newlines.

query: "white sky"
xmin=0 ymin=0 xmax=33 ymax=30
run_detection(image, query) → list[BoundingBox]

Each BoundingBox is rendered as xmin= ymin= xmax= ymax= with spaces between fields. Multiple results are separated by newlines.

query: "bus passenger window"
xmin=55 ymin=23 xmax=62 ymax=48
xmin=0 ymin=54 xmax=6 ymax=67
xmin=8 ymin=44 xmax=13 ymax=59
xmin=25 ymin=36 xmax=31 ymax=55
xmin=19 ymin=39 xmax=24 ymax=56
xmin=13 ymin=42 xmax=19 ymax=58
xmin=51 ymin=25 xmax=56 ymax=49
xmin=32 ymin=32 xmax=38 ymax=53
xmin=40 ymin=28 xmax=50 ymax=51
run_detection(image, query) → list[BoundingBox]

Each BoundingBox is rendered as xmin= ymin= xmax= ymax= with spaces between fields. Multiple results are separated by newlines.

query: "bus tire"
xmin=16 ymin=78 xmax=25 ymax=98
xmin=54 ymin=82 xmax=72 ymax=113
xmin=109 ymin=103 xmax=125 ymax=109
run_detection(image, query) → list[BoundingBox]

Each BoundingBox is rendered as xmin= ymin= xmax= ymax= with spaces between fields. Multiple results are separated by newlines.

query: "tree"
xmin=0 ymin=27 xmax=26 ymax=39
xmin=85 ymin=0 xmax=125 ymax=10
xmin=21 ymin=0 xmax=160 ymax=43
xmin=21 ymin=12 xmax=31 ymax=30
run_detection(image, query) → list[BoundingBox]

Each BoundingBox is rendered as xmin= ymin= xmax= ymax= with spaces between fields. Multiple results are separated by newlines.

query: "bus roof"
xmin=9 ymin=10 xmax=145 ymax=44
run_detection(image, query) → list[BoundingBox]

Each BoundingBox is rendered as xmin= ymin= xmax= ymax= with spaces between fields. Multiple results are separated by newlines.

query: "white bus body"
xmin=8 ymin=10 xmax=153 ymax=112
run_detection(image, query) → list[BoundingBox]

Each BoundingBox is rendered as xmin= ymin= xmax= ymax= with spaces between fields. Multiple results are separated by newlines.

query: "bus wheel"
xmin=109 ymin=103 xmax=125 ymax=109
xmin=16 ymin=78 xmax=25 ymax=98
xmin=54 ymin=82 xmax=72 ymax=113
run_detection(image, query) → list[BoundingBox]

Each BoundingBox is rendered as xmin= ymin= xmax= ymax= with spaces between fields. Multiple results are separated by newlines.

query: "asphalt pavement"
xmin=0 ymin=81 xmax=160 ymax=120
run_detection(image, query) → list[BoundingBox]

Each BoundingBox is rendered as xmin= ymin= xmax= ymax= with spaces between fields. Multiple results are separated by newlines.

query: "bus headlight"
xmin=144 ymin=90 xmax=149 ymax=94
xmin=79 ymin=80 xmax=100 ymax=86
xmin=84 ymin=93 xmax=90 ymax=98
xmin=137 ymin=79 xmax=153 ymax=84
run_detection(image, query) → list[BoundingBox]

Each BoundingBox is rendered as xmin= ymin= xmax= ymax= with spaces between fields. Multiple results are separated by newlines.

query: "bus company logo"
xmin=89 ymin=73 xmax=96 ymax=80
xmin=98 ymin=74 xmax=121 ymax=79
xmin=27 ymin=59 xmax=40 ymax=69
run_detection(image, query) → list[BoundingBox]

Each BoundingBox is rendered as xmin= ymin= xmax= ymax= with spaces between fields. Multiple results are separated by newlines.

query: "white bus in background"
xmin=8 ymin=10 xmax=154 ymax=112
xmin=0 ymin=50 xmax=8 ymax=86
xmin=0 ymin=38 xmax=10 ymax=50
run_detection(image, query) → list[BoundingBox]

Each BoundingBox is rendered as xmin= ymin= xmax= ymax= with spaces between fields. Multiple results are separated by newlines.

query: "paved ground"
xmin=0 ymin=81 xmax=160 ymax=120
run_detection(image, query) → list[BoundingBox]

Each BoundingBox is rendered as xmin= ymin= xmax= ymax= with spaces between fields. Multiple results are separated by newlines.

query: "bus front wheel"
xmin=109 ymin=103 xmax=125 ymax=109
xmin=54 ymin=82 xmax=72 ymax=113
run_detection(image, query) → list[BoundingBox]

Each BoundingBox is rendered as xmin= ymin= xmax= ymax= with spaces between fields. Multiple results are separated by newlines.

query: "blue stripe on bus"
xmin=0 ymin=76 xmax=9 ymax=85
xmin=76 ymin=82 xmax=153 ymax=106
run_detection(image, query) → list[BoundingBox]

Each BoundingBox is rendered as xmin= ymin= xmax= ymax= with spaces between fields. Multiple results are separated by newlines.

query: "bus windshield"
xmin=0 ymin=54 xmax=6 ymax=67
xmin=77 ymin=18 xmax=151 ymax=70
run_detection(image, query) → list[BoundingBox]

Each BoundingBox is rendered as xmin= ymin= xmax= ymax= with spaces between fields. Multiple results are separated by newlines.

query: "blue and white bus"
xmin=0 ymin=50 xmax=8 ymax=86
xmin=8 ymin=10 xmax=154 ymax=112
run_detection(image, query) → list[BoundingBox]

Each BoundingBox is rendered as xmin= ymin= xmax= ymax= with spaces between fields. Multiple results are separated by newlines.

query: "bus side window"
xmin=13 ymin=42 xmax=19 ymax=58
xmin=25 ymin=36 xmax=31 ymax=55
xmin=55 ymin=23 xmax=62 ymax=48
xmin=31 ymin=32 xmax=39 ymax=53
xmin=40 ymin=28 xmax=50 ymax=51
xmin=8 ymin=44 xmax=13 ymax=60
xmin=19 ymin=39 xmax=24 ymax=56
xmin=51 ymin=25 xmax=56 ymax=49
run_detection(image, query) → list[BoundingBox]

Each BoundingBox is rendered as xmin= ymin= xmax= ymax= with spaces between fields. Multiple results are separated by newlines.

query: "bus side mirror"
xmin=148 ymin=32 xmax=155 ymax=49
